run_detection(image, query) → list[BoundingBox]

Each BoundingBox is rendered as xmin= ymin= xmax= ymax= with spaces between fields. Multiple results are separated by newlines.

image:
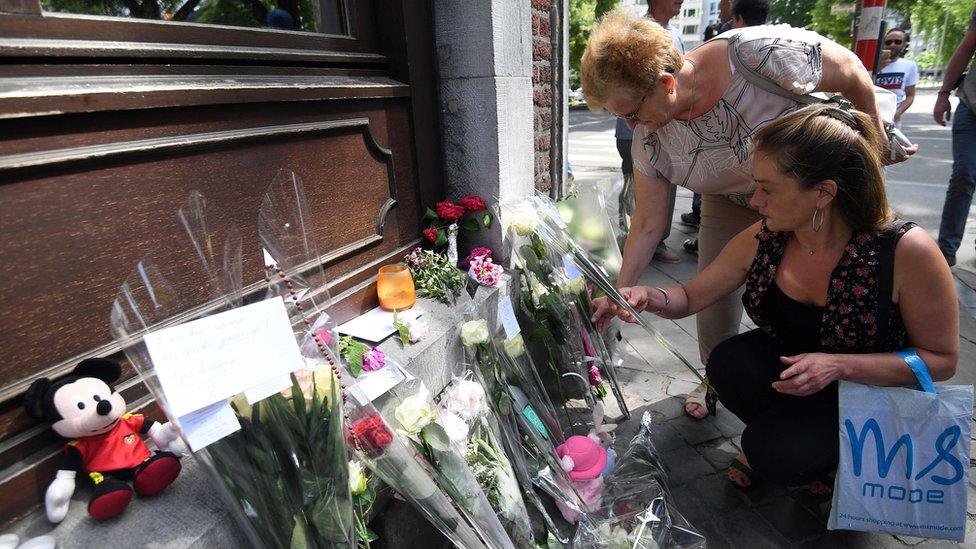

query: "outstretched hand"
xmin=771 ymin=353 xmax=845 ymax=396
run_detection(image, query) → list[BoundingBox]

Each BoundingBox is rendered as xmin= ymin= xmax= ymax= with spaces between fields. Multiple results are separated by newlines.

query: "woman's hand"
xmin=591 ymin=296 xmax=616 ymax=332
xmin=771 ymin=353 xmax=847 ymax=396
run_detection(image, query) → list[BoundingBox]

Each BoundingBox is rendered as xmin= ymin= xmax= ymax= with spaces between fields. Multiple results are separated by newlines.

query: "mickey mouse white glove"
xmin=148 ymin=422 xmax=186 ymax=455
xmin=45 ymin=470 xmax=76 ymax=523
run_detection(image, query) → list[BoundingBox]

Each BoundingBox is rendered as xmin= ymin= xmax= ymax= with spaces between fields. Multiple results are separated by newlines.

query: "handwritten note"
xmin=498 ymin=297 xmax=521 ymax=340
xmin=177 ymin=400 xmax=241 ymax=452
xmin=144 ymin=297 xmax=305 ymax=417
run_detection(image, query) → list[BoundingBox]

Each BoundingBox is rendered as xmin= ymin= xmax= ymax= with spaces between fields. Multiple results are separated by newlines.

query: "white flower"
xmin=394 ymin=391 xmax=436 ymax=437
xmin=437 ymin=411 xmax=470 ymax=451
xmin=563 ymin=276 xmax=586 ymax=295
xmin=459 ymin=319 xmax=489 ymax=347
xmin=443 ymin=379 xmax=488 ymax=420
xmin=526 ymin=272 xmax=549 ymax=307
xmin=348 ymin=460 xmax=367 ymax=495
xmin=502 ymin=334 xmax=525 ymax=358
xmin=404 ymin=317 xmax=428 ymax=343
xmin=508 ymin=203 xmax=538 ymax=236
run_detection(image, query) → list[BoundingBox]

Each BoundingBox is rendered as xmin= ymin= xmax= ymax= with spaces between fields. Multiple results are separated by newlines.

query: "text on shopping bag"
xmin=844 ymin=417 xmax=966 ymax=504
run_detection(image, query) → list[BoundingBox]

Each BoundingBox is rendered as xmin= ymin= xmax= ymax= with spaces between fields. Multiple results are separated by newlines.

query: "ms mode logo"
xmin=844 ymin=418 xmax=965 ymax=503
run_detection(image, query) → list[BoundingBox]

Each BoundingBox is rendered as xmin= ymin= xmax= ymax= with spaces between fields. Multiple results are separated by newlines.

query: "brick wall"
xmin=531 ymin=0 xmax=553 ymax=192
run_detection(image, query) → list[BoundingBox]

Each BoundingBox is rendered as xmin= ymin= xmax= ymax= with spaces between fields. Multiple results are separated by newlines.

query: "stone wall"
xmin=531 ymin=0 xmax=554 ymax=192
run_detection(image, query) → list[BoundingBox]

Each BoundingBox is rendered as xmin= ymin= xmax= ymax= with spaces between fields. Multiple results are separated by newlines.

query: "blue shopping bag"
xmin=828 ymin=361 xmax=973 ymax=542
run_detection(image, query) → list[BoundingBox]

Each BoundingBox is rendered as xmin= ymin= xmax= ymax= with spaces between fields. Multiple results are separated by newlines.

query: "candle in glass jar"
xmin=376 ymin=263 xmax=416 ymax=310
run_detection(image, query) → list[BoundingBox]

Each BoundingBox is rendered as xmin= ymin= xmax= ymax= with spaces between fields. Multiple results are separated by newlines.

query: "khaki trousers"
xmin=696 ymin=194 xmax=763 ymax=363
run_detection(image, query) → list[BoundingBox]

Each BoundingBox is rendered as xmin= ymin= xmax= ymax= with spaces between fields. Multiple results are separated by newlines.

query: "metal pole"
xmin=549 ymin=1 xmax=564 ymax=200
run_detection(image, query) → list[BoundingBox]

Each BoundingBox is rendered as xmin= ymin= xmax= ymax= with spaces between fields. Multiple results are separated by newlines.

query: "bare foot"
xmin=727 ymin=454 xmax=753 ymax=488
xmin=684 ymin=400 xmax=708 ymax=419
xmin=684 ymin=382 xmax=711 ymax=420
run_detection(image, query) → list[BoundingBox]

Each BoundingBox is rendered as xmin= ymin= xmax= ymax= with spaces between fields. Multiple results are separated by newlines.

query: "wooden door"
xmin=0 ymin=0 xmax=442 ymax=525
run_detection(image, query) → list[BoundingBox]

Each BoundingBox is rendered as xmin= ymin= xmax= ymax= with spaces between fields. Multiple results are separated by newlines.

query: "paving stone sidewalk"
xmin=598 ymin=220 xmax=976 ymax=549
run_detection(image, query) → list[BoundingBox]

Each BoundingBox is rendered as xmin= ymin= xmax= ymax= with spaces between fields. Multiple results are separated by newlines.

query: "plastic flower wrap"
xmin=390 ymin=383 xmax=517 ymax=549
xmin=109 ymin=189 xmax=355 ymax=548
xmin=557 ymin=182 xmax=624 ymax=280
xmin=457 ymin=295 xmax=587 ymax=543
xmin=438 ymin=373 xmax=534 ymax=547
xmin=469 ymin=254 xmax=504 ymax=288
xmin=573 ymin=413 xmax=705 ymax=549
xmin=498 ymin=198 xmax=598 ymax=431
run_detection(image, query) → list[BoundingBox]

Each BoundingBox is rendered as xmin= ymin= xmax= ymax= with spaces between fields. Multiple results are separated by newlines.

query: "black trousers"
xmin=706 ymin=329 xmax=839 ymax=486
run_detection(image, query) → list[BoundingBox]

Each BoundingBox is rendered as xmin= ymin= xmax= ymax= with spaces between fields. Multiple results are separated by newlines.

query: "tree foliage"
xmin=769 ymin=0 xmax=816 ymax=27
xmin=808 ymin=0 xmax=854 ymax=48
xmin=569 ymin=0 xmax=619 ymax=88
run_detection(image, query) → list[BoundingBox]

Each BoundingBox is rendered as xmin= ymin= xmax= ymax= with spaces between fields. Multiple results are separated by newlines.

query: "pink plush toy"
xmin=555 ymin=435 xmax=610 ymax=523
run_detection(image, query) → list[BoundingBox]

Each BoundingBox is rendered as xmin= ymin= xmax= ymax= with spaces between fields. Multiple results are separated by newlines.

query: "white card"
xmin=262 ymin=247 xmax=277 ymax=267
xmin=337 ymin=306 xmax=421 ymax=343
xmin=562 ymin=254 xmax=583 ymax=281
xmin=347 ymin=360 xmax=413 ymax=403
xmin=498 ymin=297 xmax=521 ymax=340
xmin=178 ymin=400 xmax=241 ymax=452
xmin=144 ymin=297 xmax=305 ymax=417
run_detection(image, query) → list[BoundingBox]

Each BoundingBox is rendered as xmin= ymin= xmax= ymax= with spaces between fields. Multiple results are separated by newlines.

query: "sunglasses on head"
xmin=884 ymin=39 xmax=903 ymax=45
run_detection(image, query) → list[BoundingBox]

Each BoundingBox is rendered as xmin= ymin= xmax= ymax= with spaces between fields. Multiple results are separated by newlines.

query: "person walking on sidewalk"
xmin=583 ymin=12 xmax=914 ymax=419
xmin=936 ymin=7 xmax=976 ymax=268
xmin=604 ymin=103 xmax=957 ymax=490
xmin=615 ymin=0 xmax=684 ymax=264
xmin=874 ymin=28 xmax=918 ymax=129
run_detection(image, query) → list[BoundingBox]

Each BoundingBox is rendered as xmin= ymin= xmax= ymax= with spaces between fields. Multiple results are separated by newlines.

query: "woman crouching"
xmin=608 ymin=102 xmax=958 ymax=490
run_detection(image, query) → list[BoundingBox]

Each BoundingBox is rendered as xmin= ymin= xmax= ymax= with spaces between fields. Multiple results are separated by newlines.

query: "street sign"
xmin=831 ymin=3 xmax=856 ymax=15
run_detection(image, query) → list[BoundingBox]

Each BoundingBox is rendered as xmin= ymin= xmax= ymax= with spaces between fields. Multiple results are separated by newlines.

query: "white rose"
xmin=459 ymin=319 xmax=489 ymax=347
xmin=509 ymin=203 xmax=539 ymax=236
xmin=405 ymin=317 xmax=429 ymax=343
xmin=444 ymin=379 xmax=487 ymax=420
xmin=527 ymin=272 xmax=549 ymax=307
xmin=394 ymin=391 xmax=436 ymax=436
xmin=348 ymin=460 xmax=367 ymax=496
xmin=437 ymin=411 xmax=470 ymax=450
xmin=563 ymin=276 xmax=586 ymax=295
xmin=502 ymin=334 xmax=525 ymax=358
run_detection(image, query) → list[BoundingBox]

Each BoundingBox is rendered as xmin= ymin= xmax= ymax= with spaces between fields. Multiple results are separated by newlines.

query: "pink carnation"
xmin=460 ymin=247 xmax=492 ymax=269
xmin=588 ymin=365 xmax=602 ymax=386
xmin=363 ymin=348 xmax=386 ymax=372
xmin=468 ymin=255 xmax=503 ymax=287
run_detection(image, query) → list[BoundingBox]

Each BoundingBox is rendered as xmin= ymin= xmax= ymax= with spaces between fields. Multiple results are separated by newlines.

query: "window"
xmin=683 ymin=24 xmax=698 ymax=35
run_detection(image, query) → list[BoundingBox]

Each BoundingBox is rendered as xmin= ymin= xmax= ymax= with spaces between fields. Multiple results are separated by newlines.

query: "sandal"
xmin=683 ymin=381 xmax=718 ymax=420
xmin=727 ymin=457 xmax=756 ymax=489
xmin=805 ymin=474 xmax=835 ymax=496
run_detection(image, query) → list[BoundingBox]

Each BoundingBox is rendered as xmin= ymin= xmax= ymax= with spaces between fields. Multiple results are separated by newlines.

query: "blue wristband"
xmin=894 ymin=350 xmax=936 ymax=394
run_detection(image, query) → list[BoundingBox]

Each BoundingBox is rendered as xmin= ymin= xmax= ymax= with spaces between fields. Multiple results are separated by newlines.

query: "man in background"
xmin=615 ymin=0 xmax=684 ymax=263
xmin=936 ymin=7 xmax=976 ymax=267
xmin=731 ymin=0 xmax=769 ymax=28
xmin=874 ymin=28 xmax=919 ymax=128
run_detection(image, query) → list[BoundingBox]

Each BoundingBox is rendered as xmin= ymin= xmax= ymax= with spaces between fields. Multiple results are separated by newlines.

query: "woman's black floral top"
xmin=743 ymin=221 xmax=916 ymax=353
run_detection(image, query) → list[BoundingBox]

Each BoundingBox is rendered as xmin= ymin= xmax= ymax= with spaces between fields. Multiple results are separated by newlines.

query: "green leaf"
xmin=495 ymin=392 xmax=512 ymax=415
xmin=365 ymin=529 xmax=379 ymax=542
xmin=290 ymin=517 xmax=309 ymax=549
xmin=421 ymin=422 xmax=450 ymax=452
xmin=423 ymin=207 xmax=437 ymax=221
xmin=460 ymin=218 xmax=480 ymax=232
xmin=392 ymin=310 xmax=410 ymax=346
xmin=482 ymin=211 xmax=493 ymax=228
xmin=434 ymin=228 xmax=447 ymax=247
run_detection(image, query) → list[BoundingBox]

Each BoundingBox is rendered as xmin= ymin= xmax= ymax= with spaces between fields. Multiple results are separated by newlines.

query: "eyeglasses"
xmin=884 ymin=39 xmax=903 ymax=45
xmin=612 ymin=95 xmax=647 ymax=121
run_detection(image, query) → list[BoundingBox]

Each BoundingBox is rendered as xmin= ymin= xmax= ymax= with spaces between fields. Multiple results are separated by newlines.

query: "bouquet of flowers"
xmin=110 ymin=190 xmax=355 ymax=548
xmin=524 ymin=195 xmax=707 ymax=387
xmin=457 ymin=303 xmax=588 ymax=543
xmin=257 ymin=171 xmax=487 ymax=548
xmin=391 ymin=381 xmax=517 ymax=549
xmin=423 ymin=195 xmax=493 ymax=265
xmin=404 ymin=247 xmax=468 ymax=304
xmin=499 ymin=200 xmax=598 ymax=428
xmin=438 ymin=372 xmax=534 ymax=547
xmin=573 ymin=413 xmax=705 ymax=549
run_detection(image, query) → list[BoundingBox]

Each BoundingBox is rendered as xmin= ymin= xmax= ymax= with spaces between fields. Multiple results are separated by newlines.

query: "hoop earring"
xmin=811 ymin=208 xmax=824 ymax=233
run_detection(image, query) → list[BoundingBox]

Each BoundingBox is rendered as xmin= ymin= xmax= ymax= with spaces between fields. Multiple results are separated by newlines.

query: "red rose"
xmin=436 ymin=201 xmax=465 ymax=222
xmin=349 ymin=415 xmax=393 ymax=457
xmin=423 ymin=227 xmax=438 ymax=242
xmin=459 ymin=195 xmax=487 ymax=212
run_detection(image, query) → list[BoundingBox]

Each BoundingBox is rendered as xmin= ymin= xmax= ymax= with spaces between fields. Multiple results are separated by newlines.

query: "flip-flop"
xmin=684 ymin=382 xmax=717 ymax=420
xmin=727 ymin=458 xmax=756 ymax=490
xmin=805 ymin=473 xmax=835 ymax=496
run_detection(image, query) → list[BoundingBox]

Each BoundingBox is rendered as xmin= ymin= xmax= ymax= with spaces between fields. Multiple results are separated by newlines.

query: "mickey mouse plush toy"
xmin=24 ymin=358 xmax=185 ymax=523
